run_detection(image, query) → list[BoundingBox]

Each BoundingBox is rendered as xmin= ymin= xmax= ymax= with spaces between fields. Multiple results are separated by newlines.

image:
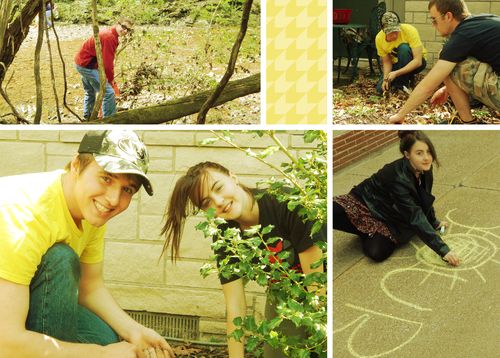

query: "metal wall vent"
xmin=126 ymin=310 xmax=200 ymax=340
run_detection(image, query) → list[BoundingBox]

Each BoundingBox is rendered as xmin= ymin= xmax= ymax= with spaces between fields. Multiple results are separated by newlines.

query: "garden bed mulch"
xmin=170 ymin=340 xmax=265 ymax=357
xmin=333 ymin=75 xmax=500 ymax=125
xmin=171 ymin=342 xmax=228 ymax=357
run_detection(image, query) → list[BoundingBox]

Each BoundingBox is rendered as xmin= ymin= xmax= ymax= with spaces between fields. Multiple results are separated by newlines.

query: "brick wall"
xmin=333 ymin=130 xmax=398 ymax=171
xmin=403 ymin=1 xmax=500 ymax=65
xmin=0 ymin=130 xmax=314 ymax=341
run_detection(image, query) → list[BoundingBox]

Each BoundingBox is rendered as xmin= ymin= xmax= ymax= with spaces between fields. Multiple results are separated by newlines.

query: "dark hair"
xmin=160 ymin=161 xmax=254 ymax=261
xmin=64 ymin=153 xmax=94 ymax=173
xmin=398 ymin=131 xmax=440 ymax=167
xmin=428 ymin=0 xmax=470 ymax=21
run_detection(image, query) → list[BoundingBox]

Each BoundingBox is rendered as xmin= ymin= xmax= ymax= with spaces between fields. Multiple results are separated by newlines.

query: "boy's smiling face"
xmin=69 ymin=158 xmax=139 ymax=227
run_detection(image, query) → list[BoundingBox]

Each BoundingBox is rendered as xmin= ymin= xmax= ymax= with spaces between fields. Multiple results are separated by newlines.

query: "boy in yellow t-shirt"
xmin=0 ymin=130 xmax=174 ymax=358
xmin=375 ymin=11 xmax=427 ymax=94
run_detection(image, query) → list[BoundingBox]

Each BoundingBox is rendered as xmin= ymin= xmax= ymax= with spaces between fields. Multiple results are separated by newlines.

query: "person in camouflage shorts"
xmin=388 ymin=0 xmax=500 ymax=123
xmin=450 ymin=57 xmax=500 ymax=111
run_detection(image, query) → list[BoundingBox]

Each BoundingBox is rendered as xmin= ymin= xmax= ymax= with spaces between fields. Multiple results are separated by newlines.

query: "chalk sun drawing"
xmin=381 ymin=209 xmax=500 ymax=311
xmin=334 ymin=210 xmax=500 ymax=357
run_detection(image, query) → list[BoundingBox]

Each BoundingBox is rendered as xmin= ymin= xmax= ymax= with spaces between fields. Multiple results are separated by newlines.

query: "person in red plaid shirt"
xmin=75 ymin=19 xmax=132 ymax=119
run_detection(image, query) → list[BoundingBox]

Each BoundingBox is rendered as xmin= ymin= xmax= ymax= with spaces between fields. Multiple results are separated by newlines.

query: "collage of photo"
xmin=0 ymin=0 xmax=499 ymax=357
xmin=1 ymin=0 xmax=326 ymax=357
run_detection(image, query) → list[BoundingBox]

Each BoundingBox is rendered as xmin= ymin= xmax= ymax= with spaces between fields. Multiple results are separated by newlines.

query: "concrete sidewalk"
xmin=333 ymin=131 xmax=500 ymax=358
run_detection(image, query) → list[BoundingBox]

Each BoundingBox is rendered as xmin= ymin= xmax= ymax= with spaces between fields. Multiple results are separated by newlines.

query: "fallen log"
xmin=96 ymin=73 xmax=260 ymax=124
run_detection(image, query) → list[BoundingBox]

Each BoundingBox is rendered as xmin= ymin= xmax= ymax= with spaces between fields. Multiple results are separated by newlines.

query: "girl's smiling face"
xmin=404 ymin=140 xmax=433 ymax=173
xmin=198 ymin=169 xmax=250 ymax=221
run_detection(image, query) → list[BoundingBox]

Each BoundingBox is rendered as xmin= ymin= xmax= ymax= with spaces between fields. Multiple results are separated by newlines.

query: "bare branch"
xmin=33 ymin=0 xmax=44 ymax=124
xmin=89 ymin=0 xmax=106 ymax=121
xmin=45 ymin=18 xmax=62 ymax=122
xmin=208 ymin=131 xmax=307 ymax=195
xmin=0 ymin=86 xmax=29 ymax=124
xmin=197 ymin=0 xmax=253 ymax=124
xmin=50 ymin=16 xmax=82 ymax=121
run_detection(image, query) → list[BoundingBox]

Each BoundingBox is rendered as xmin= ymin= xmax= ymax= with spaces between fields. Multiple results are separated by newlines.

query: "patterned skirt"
xmin=334 ymin=193 xmax=396 ymax=243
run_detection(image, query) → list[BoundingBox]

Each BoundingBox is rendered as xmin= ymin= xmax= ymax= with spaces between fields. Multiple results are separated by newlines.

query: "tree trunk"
xmin=197 ymin=0 xmax=253 ymax=124
xmin=0 ymin=1 xmax=41 ymax=83
xmin=33 ymin=0 xmax=45 ymax=124
xmin=89 ymin=0 xmax=106 ymax=121
xmin=0 ymin=0 xmax=14 ymax=58
xmin=95 ymin=73 xmax=260 ymax=124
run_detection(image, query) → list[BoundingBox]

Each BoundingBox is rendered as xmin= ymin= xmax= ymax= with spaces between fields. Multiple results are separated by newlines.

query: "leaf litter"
xmin=333 ymin=74 xmax=500 ymax=125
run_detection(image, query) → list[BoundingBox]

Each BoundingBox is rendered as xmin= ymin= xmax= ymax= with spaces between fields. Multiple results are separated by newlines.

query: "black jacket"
xmin=351 ymin=157 xmax=450 ymax=257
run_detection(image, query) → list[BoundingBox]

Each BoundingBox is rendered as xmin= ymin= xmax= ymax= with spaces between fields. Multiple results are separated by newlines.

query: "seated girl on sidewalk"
xmin=333 ymin=131 xmax=460 ymax=266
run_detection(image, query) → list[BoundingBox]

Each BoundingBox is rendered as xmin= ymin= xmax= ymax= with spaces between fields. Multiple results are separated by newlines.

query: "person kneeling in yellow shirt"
xmin=375 ymin=11 xmax=427 ymax=94
xmin=0 ymin=130 xmax=174 ymax=358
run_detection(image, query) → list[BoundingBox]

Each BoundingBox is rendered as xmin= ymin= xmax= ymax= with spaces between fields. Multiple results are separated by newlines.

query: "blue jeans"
xmin=26 ymin=244 xmax=119 ymax=345
xmin=75 ymin=64 xmax=116 ymax=119
xmin=377 ymin=43 xmax=427 ymax=94
xmin=46 ymin=10 xmax=52 ymax=28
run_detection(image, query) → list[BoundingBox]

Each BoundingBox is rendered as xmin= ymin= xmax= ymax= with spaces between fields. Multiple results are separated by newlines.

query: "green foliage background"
xmin=55 ymin=0 xmax=260 ymax=26
xmin=198 ymin=131 xmax=327 ymax=357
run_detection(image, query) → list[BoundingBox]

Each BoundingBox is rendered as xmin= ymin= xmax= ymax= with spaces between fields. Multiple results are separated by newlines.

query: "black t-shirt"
xmin=440 ymin=14 xmax=500 ymax=74
xmin=213 ymin=190 xmax=326 ymax=284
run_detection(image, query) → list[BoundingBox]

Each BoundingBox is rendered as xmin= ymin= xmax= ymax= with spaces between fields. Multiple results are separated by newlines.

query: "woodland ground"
xmin=333 ymin=66 xmax=500 ymax=124
xmin=1 ymin=21 xmax=260 ymax=124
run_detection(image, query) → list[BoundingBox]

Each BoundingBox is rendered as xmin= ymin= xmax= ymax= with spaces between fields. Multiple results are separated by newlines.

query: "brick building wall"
xmin=0 ymin=130 xmax=313 ymax=341
xmin=333 ymin=130 xmax=398 ymax=171
xmin=402 ymin=1 xmax=500 ymax=65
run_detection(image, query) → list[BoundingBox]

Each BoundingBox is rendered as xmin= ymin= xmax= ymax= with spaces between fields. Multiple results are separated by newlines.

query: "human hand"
xmin=436 ymin=221 xmax=450 ymax=235
xmin=129 ymin=326 xmax=175 ymax=358
xmin=386 ymin=71 xmax=397 ymax=83
xmin=443 ymin=251 xmax=460 ymax=266
xmin=382 ymin=78 xmax=390 ymax=92
xmin=101 ymin=341 xmax=138 ymax=358
xmin=388 ymin=113 xmax=405 ymax=124
xmin=139 ymin=347 xmax=173 ymax=358
xmin=382 ymin=72 xmax=397 ymax=92
xmin=430 ymin=86 xmax=448 ymax=106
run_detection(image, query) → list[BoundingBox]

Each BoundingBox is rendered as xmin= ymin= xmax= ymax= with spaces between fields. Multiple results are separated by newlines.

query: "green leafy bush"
xmin=197 ymin=131 xmax=327 ymax=357
xmin=55 ymin=0 xmax=260 ymax=26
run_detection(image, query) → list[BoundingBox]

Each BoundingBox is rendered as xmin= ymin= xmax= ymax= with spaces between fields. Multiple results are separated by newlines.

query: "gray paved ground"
xmin=333 ymin=131 xmax=500 ymax=358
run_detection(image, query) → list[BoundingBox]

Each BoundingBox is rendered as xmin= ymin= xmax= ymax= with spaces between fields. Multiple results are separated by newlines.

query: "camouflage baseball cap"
xmin=381 ymin=12 xmax=401 ymax=34
xmin=78 ymin=130 xmax=153 ymax=196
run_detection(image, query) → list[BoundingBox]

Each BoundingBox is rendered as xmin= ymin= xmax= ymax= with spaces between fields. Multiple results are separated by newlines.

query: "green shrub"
xmin=198 ymin=131 xmax=327 ymax=357
xmin=55 ymin=0 xmax=260 ymax=26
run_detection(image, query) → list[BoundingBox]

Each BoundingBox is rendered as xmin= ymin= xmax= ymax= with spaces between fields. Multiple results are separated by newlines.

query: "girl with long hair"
xmin=334 ymin=131 xmax=460 ymax=265
xmin=161 ymin=161 xmax=326 ymax=357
